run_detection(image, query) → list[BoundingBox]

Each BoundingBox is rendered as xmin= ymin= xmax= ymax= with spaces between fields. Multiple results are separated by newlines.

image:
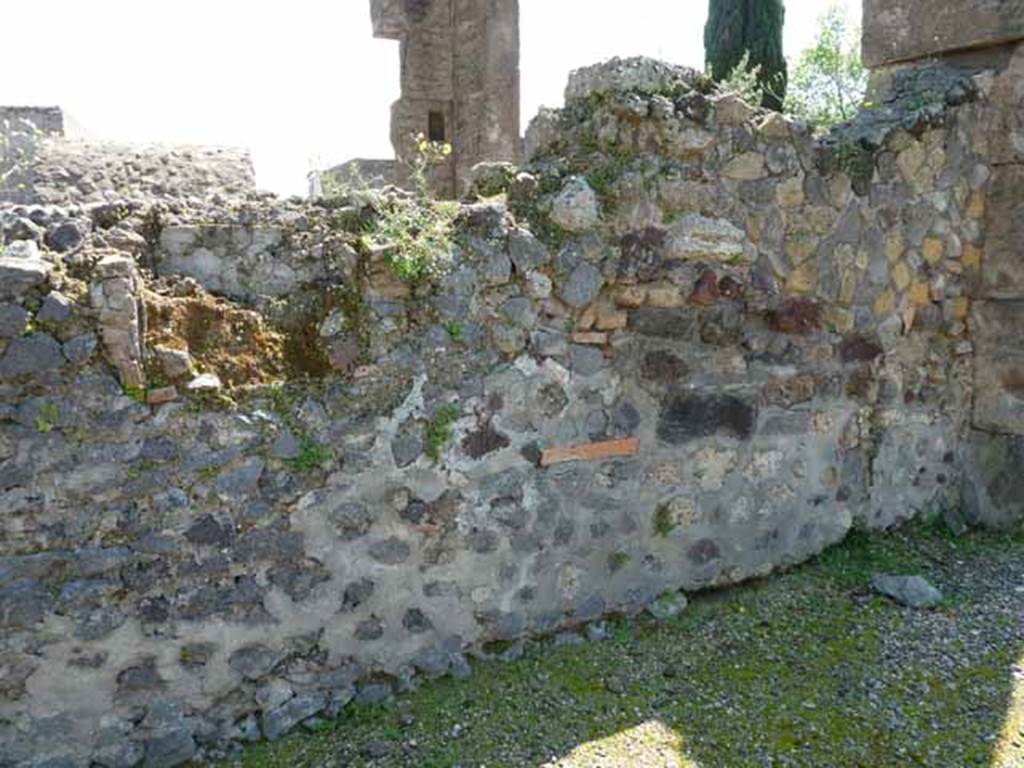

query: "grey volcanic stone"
xmin=612 ymin=400 xmax=641 ymax=435
xmin=413 ymin=648 xmax=451 ymax=678
xmin=0 ymin=580 xmax=52 ymax=629
xmin=0 ymin=303 xmax=29 ymax=338
xmin=268 ymin=560 xmax=330 ymax=601
xmin=356 ymin=682 xmax=393 ymax=704
xmin=93 ymin=717 xmax=144 ymax=768
xmin=184 ymin=515 xmax=234 ymax=547
xmin=262 ymin=693 xmax=327 ymax=741
xmin=570 ymin=344 xmax=605 ymax=376
xmin=331 ymin=501 xmax=376 ymax=540
xmin=0 ymin=333 xmax=64 ymax=379
xmin=532 ymin=328 xmax=568 ymax=357
xmin=871 ymin=574 xmax=943 ymax=608
xmin=270 ymin=430 xmax=301 ymax=460
xmin=630 ymin=308 xmax=698 ymax=339
xmin=369 ymin=537 xmax=411 ymax=564
xmin=62 ymin=333 xmax=98 ymax=364
xmin=228 ymin=645 xmax=279 ymax=681
xmin=116 ymin=660 xmax=164 ymax=695
xmin=354 ymin=616 xmax=384 ymax=640
xmin=508 ymin=228 xmax=548 ymax=273
xmin=391 ymin=420 xmax=423 ymax=468
xmin=234 ymin=714 xmax=261 ymax=743
xmin=402 ymin=608 xmax=433 ymax=634
xmin=657 ymin=394 xmax=756 ymax=443
xmin=0 ymin=245 xmax=51 ymax=298
xmin=45 ymin=221 xmax=88 ymax=253
xmin=3 ymin=217 xmax=44 ymax=244
xmin=559 ymin=262 xmax=603 ymax=308
xmin=499 ymin=297 xmax=537 ymax=328
xmin=341 ymin=578 xmax=375 ymax=612
xmin=143 ymin=727 xmax=196 ymax=768
xmin=478 ymin=243 xmax=512 ymax=286
xmin=36 ymin=292 xmax=73 ymax=325
xmin=550 ymin=177 xmax=602 ymax=232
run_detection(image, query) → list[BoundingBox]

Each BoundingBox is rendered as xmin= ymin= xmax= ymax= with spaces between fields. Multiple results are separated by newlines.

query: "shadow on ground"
xmin=229 ymin=524 xmax=1024 ymax=767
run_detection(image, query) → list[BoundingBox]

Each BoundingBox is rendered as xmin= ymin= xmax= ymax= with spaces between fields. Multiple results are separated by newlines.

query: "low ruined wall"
xmin=0 ymin=55 xmax=1020 ymax=767
xmin=0 ymin=113 xmax=257 ymax=206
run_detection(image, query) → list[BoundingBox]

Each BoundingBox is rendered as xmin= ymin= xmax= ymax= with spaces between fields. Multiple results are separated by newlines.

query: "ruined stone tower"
xmin=369 ymin=0 xmax=521 ymax=197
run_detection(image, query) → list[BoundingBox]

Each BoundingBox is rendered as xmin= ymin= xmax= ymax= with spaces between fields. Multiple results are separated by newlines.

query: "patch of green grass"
xmin=123 ymin=386 xmax=147 ymax=404
xmin=443 ymin=321 xmax=463 ymax=342
xmin=424 ymin=403 xmax=460 ymax=464
xmin=286 ymin=437 xmax=331 ymax=473
xmin=195 ymin=466 xmax=220 ymax=481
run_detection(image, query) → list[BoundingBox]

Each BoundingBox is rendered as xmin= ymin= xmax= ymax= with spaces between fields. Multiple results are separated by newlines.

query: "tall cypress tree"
xmin=705 ymin=0 xmax=787 ymax=111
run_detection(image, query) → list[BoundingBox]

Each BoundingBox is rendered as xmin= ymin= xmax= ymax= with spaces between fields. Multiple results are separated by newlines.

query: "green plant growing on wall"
xmin=786 ymin=5 xmax=868 ymax=130
xmin=653 ymin=503 xmax=678 ymax=538
xmin=608 ymin=552 xmax=631 ymax=573
xmin=123 ymin=386 xmax=147 ymax=404
xmin=35 ymin=401 xmax=60 ymax=433
xmin=373 ymin=135 xmax=459 ymax=283
xmin=444 ymin=320 xmax=463 ymax=342
xmin=265 ymin=383 xmax=333 ymax=474
xmin=425 ymin=403 xmax=461 ymax=464
xmin=287 ymin=437 xmax=332 ymax=473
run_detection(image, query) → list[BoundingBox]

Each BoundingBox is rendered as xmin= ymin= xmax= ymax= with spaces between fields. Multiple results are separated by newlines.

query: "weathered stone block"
xmin=862 ymin=0 xmax=1024 ymax=67
xmin=962 ymin=429 xmax=1024 ymax=529
xmin=981 ymin=165 xmax=1024 ymax=299
xmin=629 ymin=308 xmax=698 ymax=339
xmin=664 ymin=214 xmax=746 ymax=262
xmin=0 ymin=302 xmax=29 ymax=339
xmin=228 ymin=645 xmax=280 ymax=681
xmin=0 ymin=254 xmax=51 ymax=298
xmin=657 ymin=394 xmax=757 ymax=443
xmin=972 ymin=300 xmax=1024 ymax=434
xmin=0 ymin=333 xmax=64 ymax=379
xmin=262 ymin=693 xmax=327 ymax=742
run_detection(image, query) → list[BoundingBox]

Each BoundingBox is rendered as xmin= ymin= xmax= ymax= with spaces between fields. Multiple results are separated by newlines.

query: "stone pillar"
xmin=369 ymin=0 xmax=521 ymax=197
xmin=90 ymin=253 xmax=146 ymax=391
xmin=863 ymin=1 xmax=1024 ymax=527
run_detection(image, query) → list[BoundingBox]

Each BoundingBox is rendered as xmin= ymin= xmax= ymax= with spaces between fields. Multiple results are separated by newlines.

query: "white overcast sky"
xmin=1 ymin=0 xmax=860 ymax=196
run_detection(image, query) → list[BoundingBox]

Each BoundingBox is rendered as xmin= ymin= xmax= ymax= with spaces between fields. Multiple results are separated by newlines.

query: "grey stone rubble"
xmin=0 ymin=12 xmax=1022 ymax=766
xmin=871 ymin=573 xmax=944 ymax=608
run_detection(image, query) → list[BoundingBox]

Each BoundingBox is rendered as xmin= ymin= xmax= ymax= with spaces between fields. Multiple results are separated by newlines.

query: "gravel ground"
xmin=228 ymin=524 xmax=1024 ymax=768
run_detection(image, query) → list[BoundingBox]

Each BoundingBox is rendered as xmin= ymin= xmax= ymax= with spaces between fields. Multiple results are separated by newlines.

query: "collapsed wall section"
xmin=0 ymin=55 xmax=1017 ymax=766
xmin=0 ymin=106 xmax=256 ymax=206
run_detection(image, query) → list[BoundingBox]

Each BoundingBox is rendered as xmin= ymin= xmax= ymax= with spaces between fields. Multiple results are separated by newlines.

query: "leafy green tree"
xmin=705 ymin=0 xmax=788 ymax=111
xmin=786 ymin=5 xmax=867 ymax=130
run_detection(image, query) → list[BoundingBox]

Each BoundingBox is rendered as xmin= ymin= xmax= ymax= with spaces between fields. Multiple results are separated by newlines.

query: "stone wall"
xmin=0 ymin=55 xmax=1020 ymax=767
xmin=0 ymin=107 xmax=64 ymax=136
